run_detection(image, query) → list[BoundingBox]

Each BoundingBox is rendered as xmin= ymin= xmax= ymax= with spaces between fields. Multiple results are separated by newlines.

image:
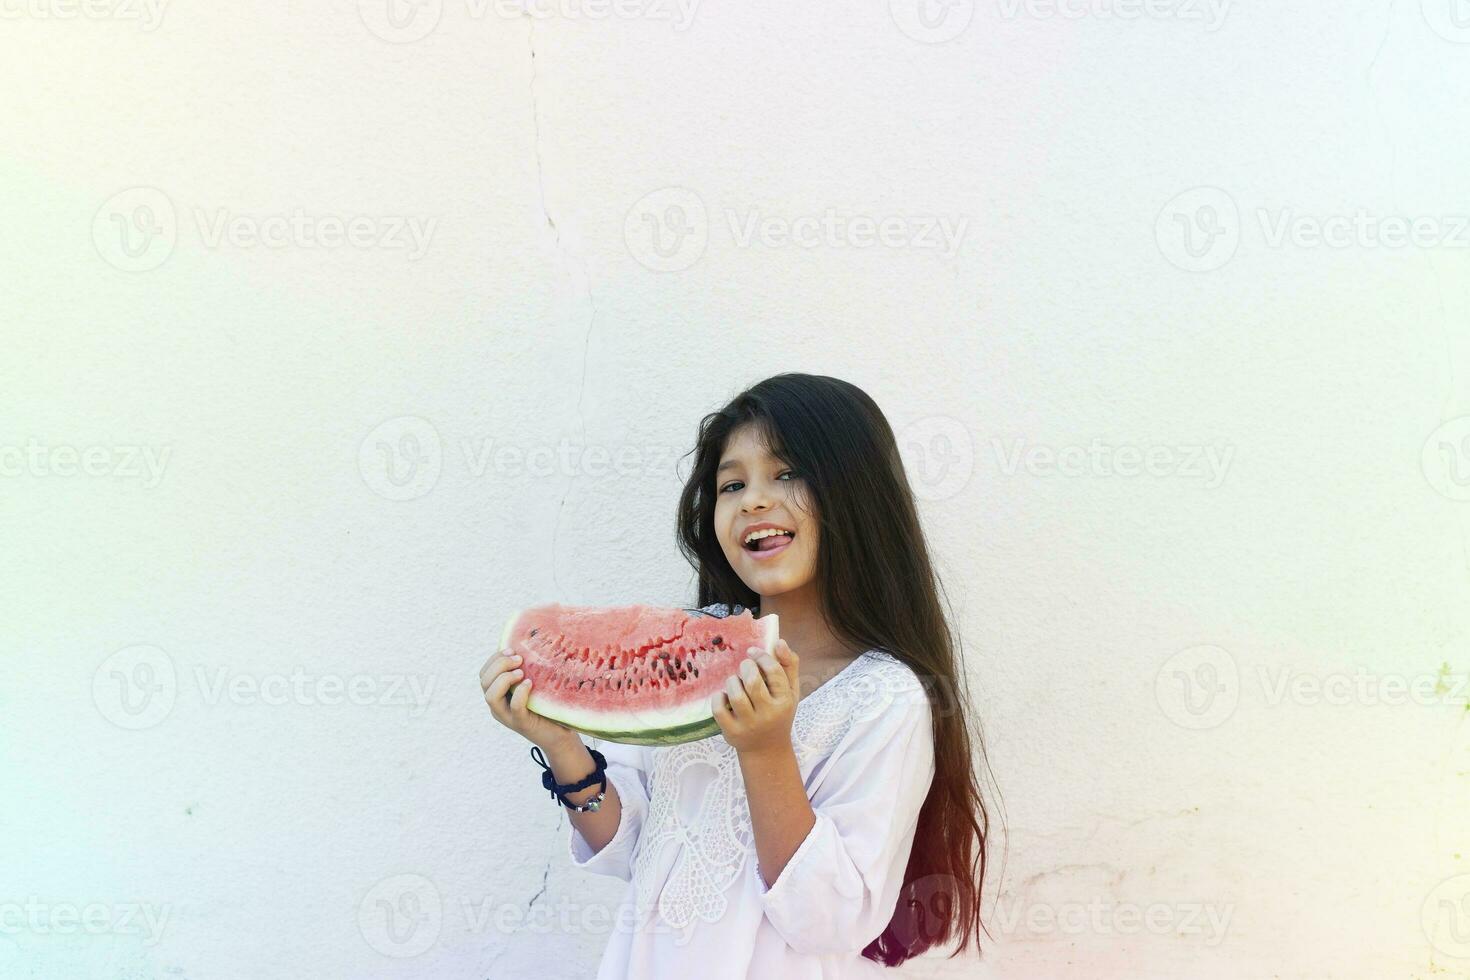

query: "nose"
xmin=739 ymin=482 xmax=773 ymax=513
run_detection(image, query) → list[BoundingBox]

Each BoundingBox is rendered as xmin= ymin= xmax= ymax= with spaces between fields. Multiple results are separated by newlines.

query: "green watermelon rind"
xmin=498 ymin=605 xmax=780 ymax=746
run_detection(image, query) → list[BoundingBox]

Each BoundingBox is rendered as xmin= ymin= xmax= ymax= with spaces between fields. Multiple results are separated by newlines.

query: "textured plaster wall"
xmin=3 ymin=2 xmax=1470 ymax=978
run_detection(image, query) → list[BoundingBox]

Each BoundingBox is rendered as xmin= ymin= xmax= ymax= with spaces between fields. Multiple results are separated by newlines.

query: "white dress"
xmin=566 ymin=603 xmax=937 ymax=979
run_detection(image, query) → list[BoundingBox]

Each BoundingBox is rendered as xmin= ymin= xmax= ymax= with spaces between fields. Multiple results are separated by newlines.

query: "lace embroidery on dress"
xmin=628 ymin=602 xmax=923 ymax=933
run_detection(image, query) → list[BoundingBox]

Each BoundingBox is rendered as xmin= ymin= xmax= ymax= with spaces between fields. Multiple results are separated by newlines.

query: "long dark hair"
xmin=675 ymin=372 xmax=1002 ymax=966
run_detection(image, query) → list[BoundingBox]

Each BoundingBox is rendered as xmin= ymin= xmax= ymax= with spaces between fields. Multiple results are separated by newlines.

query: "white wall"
xmin=3 ymin=1 xmax=1469 ymax=977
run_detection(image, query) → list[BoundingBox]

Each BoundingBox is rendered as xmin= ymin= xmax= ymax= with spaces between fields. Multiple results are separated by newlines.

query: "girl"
xmin=480 ymin=373 xmax=996 ymax=977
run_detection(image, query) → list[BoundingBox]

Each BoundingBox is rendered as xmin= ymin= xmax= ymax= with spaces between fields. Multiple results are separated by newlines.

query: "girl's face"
xmin=713 ymin=425 xmax=819 ymax=599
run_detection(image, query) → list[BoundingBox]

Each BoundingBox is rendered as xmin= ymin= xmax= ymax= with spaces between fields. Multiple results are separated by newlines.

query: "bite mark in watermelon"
xmin=498 ymin=603 xmax=780 ymax=746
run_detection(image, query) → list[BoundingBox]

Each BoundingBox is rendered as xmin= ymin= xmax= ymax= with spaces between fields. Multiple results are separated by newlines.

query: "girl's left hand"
xmin=712 ymin=639 xmax=800 ymax=756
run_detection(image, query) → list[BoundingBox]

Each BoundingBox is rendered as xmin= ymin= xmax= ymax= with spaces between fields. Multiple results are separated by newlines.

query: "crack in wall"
xmin=526 ymin=17 xmax=557 ymax=243
xmin=526 ymin=858 xmax=551 ymax=913
xmin=1364 ymin=0 xmax=1397 ymax=82
xmin=527 ymin=793 xmax=566 ymax=922
xmin=1010 ymin=807 xmax=1202 ymax=844
xmin=1018 ymin=862 xmax=1127 ymax=891
xmin=524 ymin=16 xmax=600 ymax=597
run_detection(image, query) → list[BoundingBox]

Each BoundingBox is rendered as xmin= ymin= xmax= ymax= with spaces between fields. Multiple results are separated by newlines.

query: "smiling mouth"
xmin=743 ymin=530 xmax=795 ymax=557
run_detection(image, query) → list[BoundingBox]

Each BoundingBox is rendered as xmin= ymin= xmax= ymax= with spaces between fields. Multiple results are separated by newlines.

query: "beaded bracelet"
xmin=530 ymin=744 xmax=608 ymax=813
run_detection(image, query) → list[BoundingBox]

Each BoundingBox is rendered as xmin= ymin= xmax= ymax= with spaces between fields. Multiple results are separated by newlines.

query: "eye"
xmin=718 ymin=470 xmax=795 ymax=493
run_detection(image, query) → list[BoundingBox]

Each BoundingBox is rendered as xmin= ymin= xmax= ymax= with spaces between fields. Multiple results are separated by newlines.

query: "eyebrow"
xmin=716 ymin=454 xmax=778 ymax=474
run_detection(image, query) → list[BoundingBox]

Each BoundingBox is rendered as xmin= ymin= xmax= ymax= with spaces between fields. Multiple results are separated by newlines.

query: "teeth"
xmin=744 ymin=528 xmax=793 ymax=546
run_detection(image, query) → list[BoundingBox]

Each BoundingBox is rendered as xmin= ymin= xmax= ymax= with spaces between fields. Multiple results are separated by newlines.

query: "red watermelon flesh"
xmin=498 ymin=603 xmax=780 ymax=745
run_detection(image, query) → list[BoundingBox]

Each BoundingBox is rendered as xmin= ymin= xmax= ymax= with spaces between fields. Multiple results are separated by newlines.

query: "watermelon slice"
xmin=498 ymin=603 xmax=780 ymax=746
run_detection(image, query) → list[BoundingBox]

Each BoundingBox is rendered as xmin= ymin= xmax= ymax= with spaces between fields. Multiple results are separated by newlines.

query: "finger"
xmin=484 ymin=665 xmax=524 ymax=717
xmin=710 ymin=690 xmax=732 ymax=730
xmin=738 ymin=658 xmax=771 ymax=704
xmin=724 ymin=674 xmax=753 ymax=718
xmin=478 ymin=648 xmax=506 ymax=679
xmin=773 ymin=640 xmax=800 ymax=689
xmin=509 ymin=673 xmax=534 ymax=714
xmin=755 ymin=653 xmax=789 ymax=697
xmin=479 ymin=650 xmax=519 ymax=687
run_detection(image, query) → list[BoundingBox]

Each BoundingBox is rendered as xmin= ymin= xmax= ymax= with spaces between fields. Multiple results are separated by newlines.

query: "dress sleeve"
xmin=566 ymin=737 xmax=651 ymax=882
xmin=754 ymin=673 xmax=936 ymax=956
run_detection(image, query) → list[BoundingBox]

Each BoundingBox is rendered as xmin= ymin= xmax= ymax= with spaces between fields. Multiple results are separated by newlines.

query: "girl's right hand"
xmin=479 ymin=649 xmax=580 ymax=750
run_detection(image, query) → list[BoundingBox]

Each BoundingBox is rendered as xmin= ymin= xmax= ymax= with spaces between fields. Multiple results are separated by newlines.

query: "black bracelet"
xmin=530 ymin=744 xmax=608 ymax=812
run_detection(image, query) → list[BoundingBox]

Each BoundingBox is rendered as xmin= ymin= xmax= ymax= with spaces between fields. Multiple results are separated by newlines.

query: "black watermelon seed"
xmin=529 ymin=628 xmax=539 ymax=637
xmin=712 ymin=636 xmax=722 ymax=645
